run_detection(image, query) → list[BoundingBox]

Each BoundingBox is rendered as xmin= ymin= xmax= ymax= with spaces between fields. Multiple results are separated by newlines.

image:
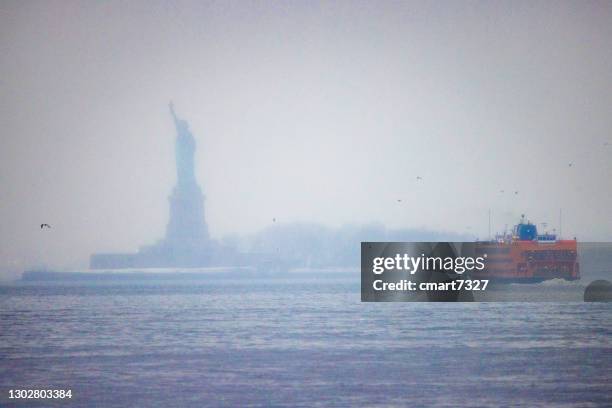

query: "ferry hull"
xmin=473 ymin=239 xmax=579 ymax=283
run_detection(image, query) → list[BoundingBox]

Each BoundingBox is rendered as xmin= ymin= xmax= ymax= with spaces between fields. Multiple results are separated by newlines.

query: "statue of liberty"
xmin=91 ymin=103 xmax=216 ymax=268
xmin=164 ymin=102 xmax=209 ymax=247
xmin=169 ymin=102 xmax=197 ymax=187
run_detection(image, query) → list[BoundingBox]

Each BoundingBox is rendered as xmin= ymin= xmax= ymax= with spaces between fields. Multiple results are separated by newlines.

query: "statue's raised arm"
xmin=169 ymin=101 xmax=178 ymax=123
xmin=168 ymin=102 xmax=196 ymax=188
xmin=169 ymin=101 xmax=191 ymax=136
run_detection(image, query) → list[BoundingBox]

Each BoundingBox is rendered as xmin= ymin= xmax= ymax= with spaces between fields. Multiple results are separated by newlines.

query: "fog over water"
xmin=1 ymin=1 xmax=612 ymax=278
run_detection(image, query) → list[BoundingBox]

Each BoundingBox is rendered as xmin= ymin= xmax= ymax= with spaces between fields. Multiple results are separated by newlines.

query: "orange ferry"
xmin=473 ymin=215 xmax=579 ymax=283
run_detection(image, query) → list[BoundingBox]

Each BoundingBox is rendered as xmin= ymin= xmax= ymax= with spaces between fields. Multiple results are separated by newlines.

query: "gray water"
xmin=1 ymin=278 xmax=610 ymax=407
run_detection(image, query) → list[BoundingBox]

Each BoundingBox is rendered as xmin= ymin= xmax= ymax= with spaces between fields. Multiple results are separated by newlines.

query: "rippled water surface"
xmin=1 ymin=279 xmax=610 ymax=407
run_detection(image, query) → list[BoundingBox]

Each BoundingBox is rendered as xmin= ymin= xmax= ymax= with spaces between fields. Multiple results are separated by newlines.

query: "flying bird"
xmin=568 ymin=162 xmax=573 ymax=167
xmin=40 ymin=224 xmax=51 ymax=229
xmin=514 ymin=191 xmax=519 ymax=195
xmin=397 ymin=199 xmax=402 ymax=203
xmin=500 ymin=190 xmax=504 ymax=193
xmin=416 ymin=176 xmax=422 ymax=180
xmin=272 ymin=217 xmax=276 ymax=223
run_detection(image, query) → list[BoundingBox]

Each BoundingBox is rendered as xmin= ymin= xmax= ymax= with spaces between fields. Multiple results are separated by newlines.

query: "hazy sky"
xmin=1 ymin=0 xmax=611 ymax=277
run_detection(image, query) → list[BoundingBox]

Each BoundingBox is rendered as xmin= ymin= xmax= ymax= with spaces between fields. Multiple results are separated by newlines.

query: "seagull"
xmin=416 ymin=176 xmax=422 ymax=180
xmin=272 ymin=217 xmax=276 ymax=223
xmin=514 ymin=191 xmax=519 ymax=195
xmin=500 ymin=190 xmax=504 ymax=193
xmin=568 ymin=162 xmax=573 ymax=167
xmin=40 ymin=224 xmax=51 ymax=229
xmin=397 ymin=199 xmax=402 ymax=203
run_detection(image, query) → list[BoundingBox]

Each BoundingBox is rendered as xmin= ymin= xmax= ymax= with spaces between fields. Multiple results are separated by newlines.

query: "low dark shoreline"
xmin=20 ymin=268 xmax=359 ymax=282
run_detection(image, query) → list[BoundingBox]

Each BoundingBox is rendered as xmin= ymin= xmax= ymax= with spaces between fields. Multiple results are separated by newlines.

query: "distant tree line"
xmin=222 ymin=223 xmax=471 ymax=268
